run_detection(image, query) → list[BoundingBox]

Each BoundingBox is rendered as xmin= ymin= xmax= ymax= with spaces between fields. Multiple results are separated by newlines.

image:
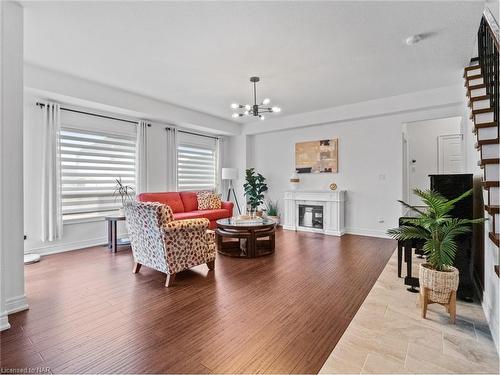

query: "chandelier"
xmin=231 ymin=76 xmax=281 ymax=120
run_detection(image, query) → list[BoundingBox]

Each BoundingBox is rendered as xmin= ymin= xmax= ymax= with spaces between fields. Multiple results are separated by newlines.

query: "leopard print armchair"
xmin=124 ymin=201 xmax=216 ymax=287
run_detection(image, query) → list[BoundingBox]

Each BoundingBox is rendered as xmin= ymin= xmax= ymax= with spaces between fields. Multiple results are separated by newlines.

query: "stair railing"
xmin=478 ymin=8 xmax=500 ymax=131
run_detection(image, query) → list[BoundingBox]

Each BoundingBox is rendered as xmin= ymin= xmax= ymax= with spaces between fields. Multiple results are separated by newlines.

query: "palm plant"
xmin=387 ymin=189 xmax=485 ymax=271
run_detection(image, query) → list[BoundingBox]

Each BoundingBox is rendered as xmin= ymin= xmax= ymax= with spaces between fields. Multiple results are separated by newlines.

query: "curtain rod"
xmin=165 ymin=127 xmax=219 ymax=140
xmin=35 ymin=102 xmax=149 ymax=126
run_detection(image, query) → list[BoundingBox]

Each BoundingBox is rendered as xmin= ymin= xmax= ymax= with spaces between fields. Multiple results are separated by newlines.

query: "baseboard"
xmin=482 ymin=292 xmax=500 ymax=354
xmin=345 ymin=227 xmax=391 ymax=239
xmin=26 ymin=236 xmax=120 ymax=256
xmin=283 ymin=226 xmax=389 ymax=239
xmin=282 ymin=226 xmax=345 ymax=236
xmin=5 ymin=294 xmax=28 ymax=314
xmin=0 ymin=311 xmax=10 ymax=331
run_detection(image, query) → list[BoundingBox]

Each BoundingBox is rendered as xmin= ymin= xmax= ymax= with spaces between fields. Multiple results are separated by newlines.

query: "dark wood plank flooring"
xmin=1 ymin=229 xmax=395 ymax=374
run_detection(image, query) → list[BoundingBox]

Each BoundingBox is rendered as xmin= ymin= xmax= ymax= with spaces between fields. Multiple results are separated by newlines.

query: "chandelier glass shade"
xmin=230 ymin=77 xmax=281 ymax=120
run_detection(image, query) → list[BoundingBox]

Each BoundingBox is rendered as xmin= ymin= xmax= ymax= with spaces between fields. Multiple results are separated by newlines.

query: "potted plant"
xmin=387 ymin=188 xmax=485 ymax=321
xmin=265 ymin=200 xmax=280 ymax=224
xmin=113 ymin=177 xmax=136 ymax=213
xmin=243 ymin=168 xmax=268 ymax=216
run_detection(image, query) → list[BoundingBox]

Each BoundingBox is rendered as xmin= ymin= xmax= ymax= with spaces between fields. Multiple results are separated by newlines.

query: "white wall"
xmin=23 ymin=65 xmax=237 ymax=255
xmin=231 ymin=85 xmax=466 ymax=238
xmin=251 ymin=119 xmax=401 ymax=237
xmin=406 ymin=116 xmax=462 ymax=206
xmin=23 ymin=95 xmax=130 ymax=255
xmin=23 ymin=93 xmax=233 ymax=255
xmin=25 ymin=64 xmax=240 ymax=137
xmin=486 ymin=0 xmax=499 ymax=21
xmin=249 ymin=109 xmax=465 ymax=237
xmin=0 ymin=1 xmax=27 ymax=330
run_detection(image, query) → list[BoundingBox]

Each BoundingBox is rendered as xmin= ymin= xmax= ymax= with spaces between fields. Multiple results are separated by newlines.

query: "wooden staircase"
xmin=464 ymin=57 xmax=499 ymax=276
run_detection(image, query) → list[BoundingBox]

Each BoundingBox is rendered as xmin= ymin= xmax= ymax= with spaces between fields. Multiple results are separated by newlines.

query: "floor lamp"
xmin=222 ymin=168 xmax=241 ymax=214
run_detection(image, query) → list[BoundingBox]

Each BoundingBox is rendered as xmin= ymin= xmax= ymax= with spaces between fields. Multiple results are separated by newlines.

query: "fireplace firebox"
xmin=298 ymin=204 xmax=324 ymax=229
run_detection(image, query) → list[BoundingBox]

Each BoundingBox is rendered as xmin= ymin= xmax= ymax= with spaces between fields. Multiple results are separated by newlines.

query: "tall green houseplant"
xmin=387 ymin=188 xmax=485 ymax=271
xmin=243 ymin=168 xmax=268 ymax=211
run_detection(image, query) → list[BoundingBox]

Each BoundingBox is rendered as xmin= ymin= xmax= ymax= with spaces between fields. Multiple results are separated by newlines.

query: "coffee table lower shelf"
xmin=215 ymin=220 xmax=276 ymax=258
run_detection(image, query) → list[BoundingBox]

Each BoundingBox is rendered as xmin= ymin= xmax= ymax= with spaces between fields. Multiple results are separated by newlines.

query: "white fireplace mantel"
xmin=283 ymin=190 xmax=346 ymax=236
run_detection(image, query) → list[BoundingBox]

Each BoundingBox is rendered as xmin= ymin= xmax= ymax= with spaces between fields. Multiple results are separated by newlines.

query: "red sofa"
xmin=137 ymin=192 xmax=234 ymax=229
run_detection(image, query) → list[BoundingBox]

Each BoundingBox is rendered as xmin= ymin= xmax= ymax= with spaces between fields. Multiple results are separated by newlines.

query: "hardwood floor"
xmin=1 ymin=229 xmax=395 ymax=374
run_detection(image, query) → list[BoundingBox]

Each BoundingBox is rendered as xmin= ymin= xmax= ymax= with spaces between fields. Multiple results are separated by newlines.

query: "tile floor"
xmin=319 ymin=250 xmax=499 ymax=374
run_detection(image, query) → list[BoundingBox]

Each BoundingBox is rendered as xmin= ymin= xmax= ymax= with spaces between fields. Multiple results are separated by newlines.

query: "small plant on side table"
xmin=113 ymin=177 xmax=136 ymax=212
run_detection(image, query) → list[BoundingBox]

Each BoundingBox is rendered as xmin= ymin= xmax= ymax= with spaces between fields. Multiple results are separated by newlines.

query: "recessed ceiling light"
xmin=405 ymin=34 xmax=423 ymax=46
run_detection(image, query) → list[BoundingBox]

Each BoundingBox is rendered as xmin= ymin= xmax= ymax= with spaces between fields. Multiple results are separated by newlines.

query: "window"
xmin=177 ymin=132 xmax=218 ymax=191
xmin=60 ymin=128 xmax=136 ymax=221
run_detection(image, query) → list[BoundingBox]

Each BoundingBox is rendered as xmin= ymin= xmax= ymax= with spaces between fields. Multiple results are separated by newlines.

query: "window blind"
xmin=60 ymin=128 xmax=136 ymax=221
xmin=177 ymin=133 xmax=217 ymax=191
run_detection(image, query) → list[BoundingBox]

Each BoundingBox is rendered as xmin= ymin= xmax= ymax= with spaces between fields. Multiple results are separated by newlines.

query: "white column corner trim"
xmin=5 ymin=294 xmax=28 ymax=315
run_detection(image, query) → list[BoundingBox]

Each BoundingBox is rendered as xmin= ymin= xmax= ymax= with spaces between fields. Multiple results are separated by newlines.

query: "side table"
xmin=104 ymin=215 xmax=130 ymax=253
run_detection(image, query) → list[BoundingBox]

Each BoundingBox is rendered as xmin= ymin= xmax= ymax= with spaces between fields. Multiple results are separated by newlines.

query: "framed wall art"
xmin=295 ymin=139 xmax=338 ymax=173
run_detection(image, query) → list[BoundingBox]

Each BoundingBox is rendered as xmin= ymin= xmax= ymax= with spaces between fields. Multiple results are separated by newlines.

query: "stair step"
xmin=473 ymin=108 xmax=494 ymax=116
xmin=465 ymin=76 xmax=484 ymax=88
xmin=489 ymin=232 xmax=499 ymax=246
xmin=469 ymin=96 xmax=491 ymax=111
xmin=467 ymin=85 xmax=487 ymax=99
xmin=486 ymin=205 xmax=500 ymax=215
xmin=484 ymin=181 xmax=500 ymax=189
xmin=464 ymin=65 xmax=479 ymax=72
xmin=464 ymin=69 xmax=481 ymax=79
xmin=471 ymin=108 xmax=494 ymax=121
xmin=469 ymin=94 xmax=490 ymax=103
xmin=470 ymin=57 xmax=479 ymax=63
xmin=478 ymin=158 xmax=500 ymax=166
xmin=474 ymin=121 xmax=498 ymax=131
xmin=475 ymin=138 xmax=499 ymax=148
xmin=466 ymin=74 xmax=483 ymax=81
xmin=481 ymin=143 xmax=500 ymax=158
xmin=468 ymin=83 xmax=487 ymax=92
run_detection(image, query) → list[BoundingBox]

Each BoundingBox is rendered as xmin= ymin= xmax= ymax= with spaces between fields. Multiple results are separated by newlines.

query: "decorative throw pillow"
xmin=196 ymin=191 xmax=222 ymax=210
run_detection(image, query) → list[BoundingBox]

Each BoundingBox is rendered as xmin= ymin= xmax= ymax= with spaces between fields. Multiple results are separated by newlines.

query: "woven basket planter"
xmin=419 ymin=263 xmax=459 ymax=304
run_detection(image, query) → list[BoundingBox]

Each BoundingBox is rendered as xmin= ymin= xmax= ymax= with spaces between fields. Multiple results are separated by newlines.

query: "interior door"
xmin=438 ymin=134 xmax=465 ymax=173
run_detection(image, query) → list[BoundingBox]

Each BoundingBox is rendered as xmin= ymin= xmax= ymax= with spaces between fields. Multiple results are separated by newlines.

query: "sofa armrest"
xmin=221 ymin=201 xmax=234 ymax=216
xmin=160 ymin=218 xmax=215 ymax=274
xmin=162 ymin=218 xmax=210 ymax=233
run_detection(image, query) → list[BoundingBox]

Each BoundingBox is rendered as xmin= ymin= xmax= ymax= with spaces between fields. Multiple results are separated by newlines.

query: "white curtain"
xmin=215 ymin=137 xmax=222 ymax=194
xmin=165 ymin=127 xmax=178 ymax=191
xmin=135 ymin=121 xmax=149 ymax=194
xmin=41 ymin=102 xmax=63 ymax=242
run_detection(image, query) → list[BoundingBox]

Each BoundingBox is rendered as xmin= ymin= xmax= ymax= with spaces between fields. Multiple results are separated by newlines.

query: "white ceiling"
xmin=23 ymin=1 xmax=484 ymax=122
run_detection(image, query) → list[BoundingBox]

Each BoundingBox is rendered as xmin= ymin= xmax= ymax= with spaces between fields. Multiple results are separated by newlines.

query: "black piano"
xmin=398 ymin=174 xmax=474 ymax=301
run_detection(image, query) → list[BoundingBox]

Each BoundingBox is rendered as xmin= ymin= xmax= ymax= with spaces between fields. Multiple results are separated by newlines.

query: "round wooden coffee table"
xmin=216 ymin=218 xmax=277 ymax=258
